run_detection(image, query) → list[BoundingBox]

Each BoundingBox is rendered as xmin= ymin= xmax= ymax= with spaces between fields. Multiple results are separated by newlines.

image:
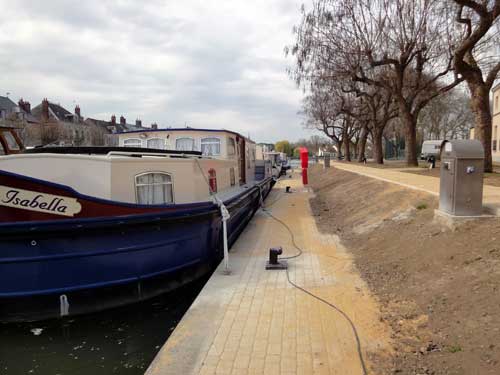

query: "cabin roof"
xmin=120 ymin=127 xmax=255 ymax=143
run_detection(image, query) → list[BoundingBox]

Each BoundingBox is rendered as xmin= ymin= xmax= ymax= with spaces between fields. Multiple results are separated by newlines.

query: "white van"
xmin=420 ymin=140 xmax=445 ymax=160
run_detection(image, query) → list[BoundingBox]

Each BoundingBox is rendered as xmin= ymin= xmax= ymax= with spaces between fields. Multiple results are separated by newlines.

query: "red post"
xmin=300 ymin=147 xmax=309 ymax=168
xmin=300 ymin=147 xmax=309 ymax=185
xmin=302 ymin=168 xmax=308 ymax=185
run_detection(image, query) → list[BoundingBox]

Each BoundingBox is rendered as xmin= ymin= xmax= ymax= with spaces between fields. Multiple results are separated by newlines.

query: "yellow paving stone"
xmin=266 ymin=343 xmax=282 ymax=356
xmin=248 ymin=358 xmax=265 ymax=371
xmin=220 ymin=351 xmax=237 ymax=362
xmin=199 ymin=365 xmax=217 ymax=375
xmin=233 ymin=354 xmax=251 ymax=369
xmin=264 ymin=354 xmax=281 ymax=364
xmin=215 ymin=361 xmax=233 ymax=375
xmin=280 ymin=357 xmax=297 ymax=373
xmin=202 ymin=355 xmax=220 ymax=367
xmin=296 ymin=367 xmax=312 ymax=375
xmin=251 ymin=350 xmax=267 ymax=360
xmin=263 ymin=363 xmax=280 ymax=375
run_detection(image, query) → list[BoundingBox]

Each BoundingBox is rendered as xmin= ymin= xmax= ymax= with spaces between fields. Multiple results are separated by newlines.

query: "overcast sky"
xmin=0 ymin=0 xmax=314 ymax=143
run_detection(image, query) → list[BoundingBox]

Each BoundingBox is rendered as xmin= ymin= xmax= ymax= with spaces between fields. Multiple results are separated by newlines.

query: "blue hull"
xmin=0 ymin=178 xmax=274 ymax=322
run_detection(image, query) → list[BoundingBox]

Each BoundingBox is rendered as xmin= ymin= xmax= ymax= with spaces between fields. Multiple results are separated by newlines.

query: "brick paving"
xmin=146 ymin=173 xmax=392 ymax=375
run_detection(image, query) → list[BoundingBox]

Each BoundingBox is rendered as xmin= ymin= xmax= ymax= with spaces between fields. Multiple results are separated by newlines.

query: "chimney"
xmin=111 ymin=115 xmax=116 ymax=126
xmin=42 ymin=98 xmax=49 ymax=121
xmin=18 ymin=99 xmax=31 ymax=114
xmin=75 ymin=105 xmax=81 ymax=118
xmin=136 ymin=119 xmax=142 ymax=127
xmin=120 ymin=115 xmax=126 ymax=125
xmin=151 ymin=123 xmax=158 ymax=130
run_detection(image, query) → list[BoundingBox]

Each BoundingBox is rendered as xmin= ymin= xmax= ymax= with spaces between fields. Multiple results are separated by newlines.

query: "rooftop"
xmin=0 ymin=96 xmax=17 ymax=111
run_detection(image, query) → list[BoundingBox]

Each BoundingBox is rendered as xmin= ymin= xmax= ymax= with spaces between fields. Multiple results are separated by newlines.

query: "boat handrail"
xmin=105 ymin=151 xmax=205 ymax=159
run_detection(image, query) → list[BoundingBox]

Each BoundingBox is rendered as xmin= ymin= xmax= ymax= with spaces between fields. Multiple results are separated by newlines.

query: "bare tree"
xmin=301 ymin=86 xmax=357 ymax=160
xmin=348 ymin=83 xmax=398 ymax=164
xmin=418 ymin=89 xmax=474 ymax=140
xmin=452 ymin=0 xmax=500 ymax=171
xmin=288 ymin=0 xmax=463 ymax=166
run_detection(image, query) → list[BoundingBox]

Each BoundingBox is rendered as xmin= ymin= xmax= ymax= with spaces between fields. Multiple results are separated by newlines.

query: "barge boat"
xmin=0 ymin=128 xmax=274 ymax=321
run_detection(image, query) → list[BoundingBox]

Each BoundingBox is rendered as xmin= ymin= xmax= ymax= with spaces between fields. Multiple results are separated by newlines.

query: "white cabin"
xmin=0 ymin=152 xmax=243 ymax=204
xmin=118 ymin=128 xmax=256 ymax=185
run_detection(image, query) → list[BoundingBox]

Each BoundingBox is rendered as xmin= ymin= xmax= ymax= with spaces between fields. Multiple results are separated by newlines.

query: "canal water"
xmin=0 ymin=277 xmax=208 ymax=375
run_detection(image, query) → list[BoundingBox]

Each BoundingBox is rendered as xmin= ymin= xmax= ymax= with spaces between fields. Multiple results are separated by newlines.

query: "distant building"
xmin=0 ymin=96 xmax=40 ymax=145
xmin=85 ymin=115 xmax=148 ymax=146
xmin=28 ymin=99 xmax=109 ymax=147
xmin=1 ymin=95 xmax=154 ymax=148
xmin=470 ymin=83 xmax=500 ymax=161
xmin=0 ymin=96 xmax=17 ymax=119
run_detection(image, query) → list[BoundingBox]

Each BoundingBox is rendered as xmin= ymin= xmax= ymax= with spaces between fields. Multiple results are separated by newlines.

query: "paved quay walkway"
xmin=146 ymin=173 xmax=392 ymax=375
xmin=332 ymin=162 xmax=500 ymax=215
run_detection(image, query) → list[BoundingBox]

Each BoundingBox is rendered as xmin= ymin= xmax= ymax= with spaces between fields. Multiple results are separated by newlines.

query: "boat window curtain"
xmin=136 ymin=173 xmax=173 ymax=204
xmin=230 ymin=168 xmax=235 ymax=186
xmin=147 ymin=138 xmax=165 ymax=150
xmin=176 ymin=138 xmax=194 ymax=151
xmin=201 ymin=137 xmax=221 ymax=156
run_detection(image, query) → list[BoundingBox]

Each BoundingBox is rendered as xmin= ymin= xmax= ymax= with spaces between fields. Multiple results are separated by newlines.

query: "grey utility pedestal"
xmin=439 ymin=139 xmax=484 ymax=216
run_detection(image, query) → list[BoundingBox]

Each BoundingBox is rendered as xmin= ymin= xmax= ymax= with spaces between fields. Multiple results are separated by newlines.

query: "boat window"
xmin=230 ymin=167 xmax=235 ymax=186
xmin=3 ymin=131 xmax=20 ymax=151
xmin=176 ymin=137 xmax=195 ymax=151
xmin=135 ymin=173 xmax=174 ymax=205
xmin=208 ymin=168 xmax=217 ymax=193
xmin=124 ymin=138 xmax=142 ymax=148
xmin=147 ymin=138 xmax=165 ymax=150
xmin=201 ymin=137 xmax=221 ymax=156
xmin=227 ymin=138 xmax=236 ymax=156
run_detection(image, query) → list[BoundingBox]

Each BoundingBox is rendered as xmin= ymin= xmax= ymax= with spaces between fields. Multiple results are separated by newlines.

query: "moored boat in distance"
xmin=0 ymin=128 xmax=275 ymax=322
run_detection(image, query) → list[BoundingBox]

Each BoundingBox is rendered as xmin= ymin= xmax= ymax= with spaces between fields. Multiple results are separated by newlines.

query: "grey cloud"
xmin=0 ymin=0 xmax=307 ymax=142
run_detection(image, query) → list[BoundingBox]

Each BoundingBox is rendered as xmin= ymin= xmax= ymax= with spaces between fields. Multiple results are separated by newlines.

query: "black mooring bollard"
xmin=266 ymin=247 xmax=287 ymax=270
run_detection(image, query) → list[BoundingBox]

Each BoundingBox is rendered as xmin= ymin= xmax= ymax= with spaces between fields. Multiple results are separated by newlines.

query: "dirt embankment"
xmin=309 ymin=165 xmax=500 ymax=375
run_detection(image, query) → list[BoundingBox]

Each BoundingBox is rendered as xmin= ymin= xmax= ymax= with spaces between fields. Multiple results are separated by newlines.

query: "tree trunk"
xmin=468 ymin=83 xmax=493 ymax=172
xmin=399 ymin=103 xmax=418 ymax=166
xmin=337 ymin=140 xmax=343 ymax=160
xmin=353 ymin=141 xmax=359 ymax=159
xmin=357 ymin=127 xmax=368 ymax=162
xmin=373 ymin=128 xmax=384 ymax=164
xmin=342 ymin=126 xmax=351 ymax=161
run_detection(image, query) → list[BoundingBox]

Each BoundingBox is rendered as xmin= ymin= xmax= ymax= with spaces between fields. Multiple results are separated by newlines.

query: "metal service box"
xmin=324 ymin=153 xmax=331 ymax=168
xmin=439 ymin=140 xmax=484 ymax=216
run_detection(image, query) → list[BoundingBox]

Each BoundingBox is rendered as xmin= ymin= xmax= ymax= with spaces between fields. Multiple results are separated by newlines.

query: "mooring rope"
xmin=194 ymin=158 xmax=231 ymax=273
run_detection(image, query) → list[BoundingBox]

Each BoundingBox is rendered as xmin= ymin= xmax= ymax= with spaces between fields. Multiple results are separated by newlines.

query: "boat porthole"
xmin=30 ymin=240 xmax=37 ymax=246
